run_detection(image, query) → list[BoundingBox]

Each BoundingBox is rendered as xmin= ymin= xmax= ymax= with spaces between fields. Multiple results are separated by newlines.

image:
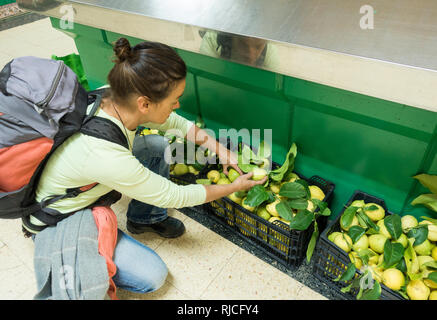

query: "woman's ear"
xmin=137 ymin=95 xmax=152 ymax=114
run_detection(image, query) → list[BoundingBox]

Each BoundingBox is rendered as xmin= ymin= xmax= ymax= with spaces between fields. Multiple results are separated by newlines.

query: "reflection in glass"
xmin=199 ymin=31 xmax=278 ymax=69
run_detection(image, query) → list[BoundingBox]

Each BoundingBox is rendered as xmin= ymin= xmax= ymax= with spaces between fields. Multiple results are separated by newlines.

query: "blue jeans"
xmin=112 ymin=229 xmax=168 ymax=294
xmin=31 ymin=228 xmax=168 ymax=295
xmin=127 ymin=134 xmax=170 ymax=224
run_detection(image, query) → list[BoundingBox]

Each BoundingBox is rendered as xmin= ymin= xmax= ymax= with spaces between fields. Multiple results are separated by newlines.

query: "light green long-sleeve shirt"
xmin=30 ymin=104 xmax=206 ymax=228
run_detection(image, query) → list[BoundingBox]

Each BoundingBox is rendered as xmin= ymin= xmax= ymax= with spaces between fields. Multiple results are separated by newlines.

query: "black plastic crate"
xmin=312 ymin=190 xmax=406 ymax=300
xmin=169 ymin=172 xmax=197 ymax=185
xmin=204 ymin=165 xmax=335 ymax=270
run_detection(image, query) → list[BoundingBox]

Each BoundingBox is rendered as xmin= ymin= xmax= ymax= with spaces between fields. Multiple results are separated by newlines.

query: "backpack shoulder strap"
xmin=80 ymin=116 xmax=130 ymax=150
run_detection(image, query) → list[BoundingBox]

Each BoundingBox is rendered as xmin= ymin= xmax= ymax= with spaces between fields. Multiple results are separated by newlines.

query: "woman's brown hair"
xmin=107 ymin=37 xmax=187 ymax=105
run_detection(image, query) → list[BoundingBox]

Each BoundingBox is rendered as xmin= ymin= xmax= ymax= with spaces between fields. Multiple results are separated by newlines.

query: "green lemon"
xmin=414 ymin=239 xmax=433 ymax=256
xmin=352 ymin=234 xmax=369 ymax=252
xmin=368 ymin=234 xmax=388 ymax=254
xmin=174 ymin=163 xmax=189 ymax=175
xmin=227 ymin=168 xmax=240 ymax=182
xmin=257 ymin=207 xmax=271 ymax=220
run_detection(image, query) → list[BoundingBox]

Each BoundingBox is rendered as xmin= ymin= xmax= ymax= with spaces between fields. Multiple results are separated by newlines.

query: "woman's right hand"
xmin=232 ymin=171 xmax=268 ymax=191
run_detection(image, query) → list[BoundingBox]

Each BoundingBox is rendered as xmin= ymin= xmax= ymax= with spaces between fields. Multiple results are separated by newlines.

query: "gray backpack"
xmin=0 ymin=56 xmax=129 ymax=233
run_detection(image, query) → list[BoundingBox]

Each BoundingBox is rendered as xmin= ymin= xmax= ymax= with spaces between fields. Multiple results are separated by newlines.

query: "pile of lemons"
xmin=328 ymin=200 xmax=437 ymax=300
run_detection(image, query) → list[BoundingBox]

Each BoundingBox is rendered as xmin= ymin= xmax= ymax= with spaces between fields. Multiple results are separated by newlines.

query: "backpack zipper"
xmin=36 ymin=62 xmax=65 ymax=108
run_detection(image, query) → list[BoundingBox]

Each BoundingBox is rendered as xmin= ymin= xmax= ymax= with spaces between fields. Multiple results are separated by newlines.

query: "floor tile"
xmin=117 ymin=279 xmax=193 ymax=300
xmin=154 ymin=215 xmax=240 ymax=299
xmin=0 ymin=245 xmax=36 ymax=300
xmin=200 ymin=249 xmax=303 ymax=300
xmin=0 ymin=219 xmax=35 ymax=269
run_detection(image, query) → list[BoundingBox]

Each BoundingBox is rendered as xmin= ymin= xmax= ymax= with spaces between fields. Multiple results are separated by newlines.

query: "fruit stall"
xmin=17 ymin=0 xmax=437 ymax=300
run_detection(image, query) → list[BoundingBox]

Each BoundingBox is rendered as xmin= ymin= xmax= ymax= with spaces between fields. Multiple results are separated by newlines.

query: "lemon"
xmin=349 ymin=251 xmax=363 ymax=270
xmin=369 ymin=266 xmax=384 ymax=282
xmin=407 ymin=279 xmax=430 ymax=300
xmin=401 ymin=215 xmax=418 ymax=233
xmin=307 ymin=200 xmax=315 ymax=212
xmin=378 ymin=253 xmax=384 ymax=265
xmin=266 ymin=199 xmax=280 ymax=217
xmin=350 ymin=200 xmax=365 ymax=208
xmin=257 ymin=207 xmax=271 ymax=220
xmin=382 ymin=268 xmax=405 ymax=291
xmin=241 ymin=197 xmax=255 ymax=212
xmin=377 ymin=219 xmax=392 ymax=239
xmin=424 ymin=279 xmax=437 ymax=290
xmin=207 ymin=170 xmax=220 ymax=183
xmin=414 ymin=239 xmax=433 ymax=256
xmin=227 ymin=192 xmax=242 ymax=205
xmin=279 ymin=217 xmax=290 ymax=225
xmin=368 ymin=234 xmax=388 ymax=254
xmin=394 ymin=233 xmax=409 ymax=248
xmin=251 ymin=167 xmax=267 ymax=181
xmin=216 ymin=177 xmax=231 ymax=185
xmin=352 ymin=234 xmax=369 ymax=252
xmin=269 ymin=216 xmax=281 ymax=223
xmin=259 ymin=158 xmax=270 ymax=170
xmin=368 ymin=253 xmax=380 ymax=266
xmin=363 ymin=203 xmax=385 ymax=221
xmin=432 ymin=247 xmax=437 ymax=260
xmin=269 ymin=183 xmax=281 ymax=194
xmin=430 ymin=291 xmax=437 ymax=300
xmin=309 ymin=185 xmax=325 ymax=201
xmin=227 ymin=168 xmax=240 ymax=182
xmin=419 ymin=220 xmax=437 ymax=242
xmin=328 ymin=231 xmax=342 ymax=243
xmin=173 ymin=163 xmax=189 ymax=176
xmin=286 ymin=172 xmax=300 ymax=182
xmin=333 ymin=233 xmax=353 ymax=253
xmin=341 ymin=215 xmax=360 ymax=231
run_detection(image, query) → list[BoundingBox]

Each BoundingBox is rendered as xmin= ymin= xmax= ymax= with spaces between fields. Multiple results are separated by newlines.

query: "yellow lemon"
xmin=333 ymin=233 xmax=353 ymax=253
xmin=407 ymin=280 xmax=430 ymax=300
xmin=363 ymin=203 xmax=385 ymax=221
xmin=207 ymin=170 xmax=220 ymax=183
xmin=382 ymin=268 xmax=405 ymax=291
xmin=401 ymin=215 xmax=418 ymax=233
xmin=266 ymin=199 xmax=280 ymax=217
xmin=309 ymin=185 xmax=325 ymax=201
xmin=368 ymin=234 xmax=388 ymax=254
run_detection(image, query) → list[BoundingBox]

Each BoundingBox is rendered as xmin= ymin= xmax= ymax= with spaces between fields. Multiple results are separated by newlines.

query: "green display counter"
xmin=49 ymin=18 xmax=437 ymax=222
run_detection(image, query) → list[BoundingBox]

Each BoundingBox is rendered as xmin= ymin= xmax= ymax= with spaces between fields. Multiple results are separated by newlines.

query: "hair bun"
xmin=113 ymin=37 xmax=132 ymax=63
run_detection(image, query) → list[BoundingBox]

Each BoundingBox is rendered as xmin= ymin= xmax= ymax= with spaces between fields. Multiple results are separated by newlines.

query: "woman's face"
xmin=147 ymin=79 xmax=186 ymax=124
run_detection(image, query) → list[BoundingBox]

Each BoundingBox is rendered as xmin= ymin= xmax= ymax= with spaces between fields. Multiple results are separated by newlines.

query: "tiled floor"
xmin=0 ymin=16 xmax=327 ymax=300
